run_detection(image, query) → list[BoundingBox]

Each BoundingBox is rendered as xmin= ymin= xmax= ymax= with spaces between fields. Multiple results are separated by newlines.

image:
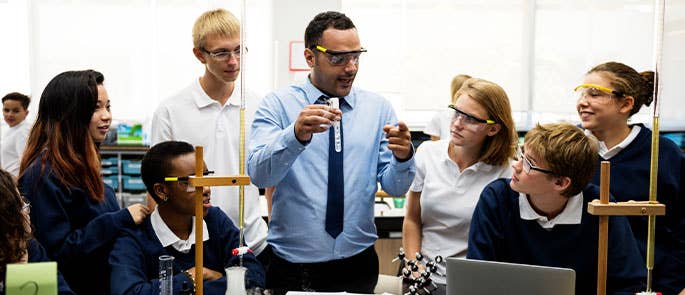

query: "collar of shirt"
xmin=441 ymin=142 xmax=496 ymax=173
xmin=302 ymin=76 xmax=355 ymax=109
xmin=191 ymin=77 xmax=241 ymax=109
xmin=518 ymin=191 xmax=583 ymax=230
xmin=150 ymin=207 xmax=209 ymax=253
xmin=585 ymin=125 xmax=641 ymax=159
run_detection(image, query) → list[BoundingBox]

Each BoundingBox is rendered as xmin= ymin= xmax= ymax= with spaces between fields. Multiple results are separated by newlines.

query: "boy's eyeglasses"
xmin=164 ymin=170 xmax=214 ymax=192
xmin=313 ymin=45 xmax=367 ymax=66
xmin=200 ymin=47 xmax=245 ymax=61
xmin=514 ymin=146 xmax=555 ymax=175
xmin=574 ymin=83 xmax=624 ymax=103
xmin=448 ymin=104 xmax=495 ymax=126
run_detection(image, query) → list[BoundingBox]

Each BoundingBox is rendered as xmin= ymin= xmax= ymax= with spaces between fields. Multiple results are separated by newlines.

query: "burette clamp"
xmin=232 ymin=246 xmax=253 ymax=256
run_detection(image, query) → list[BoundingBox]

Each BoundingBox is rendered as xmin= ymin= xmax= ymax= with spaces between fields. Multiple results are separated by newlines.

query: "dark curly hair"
xmin=0 ymin=168 xmax=31 ymax=282
xmin=588 ymin=61 xmax=655 ymax=116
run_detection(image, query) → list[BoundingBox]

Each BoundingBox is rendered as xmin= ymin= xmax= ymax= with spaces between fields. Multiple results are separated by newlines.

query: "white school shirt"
xmin=150 ymin=208 xmax=209 ymax=253
xmin=1 ymin=119 xmax=31 ymax=177
xmin=518 ymin=191 xmax=583 ymax=229
xmin=409 ymin=139 xmax=513 ymax=284
xmin=584 ymin=125 xmax=640 ymax=160
xmin=423 ymin=109 xmax=452 ymax=139
xmin=151 ymin=78 xmax=268 ymax=255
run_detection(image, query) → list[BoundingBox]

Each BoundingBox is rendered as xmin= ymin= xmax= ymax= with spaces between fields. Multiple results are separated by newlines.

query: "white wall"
xmin=271 ymin=0 xmax=341 ymax=90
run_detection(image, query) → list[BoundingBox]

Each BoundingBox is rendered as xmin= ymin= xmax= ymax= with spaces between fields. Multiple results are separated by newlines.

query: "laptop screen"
xmin=446 ymin=258 xmax=575 ymax=295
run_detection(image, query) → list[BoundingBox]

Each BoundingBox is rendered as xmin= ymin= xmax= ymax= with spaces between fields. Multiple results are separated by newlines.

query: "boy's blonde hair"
xmin=192 ymin=9 xmax=240 ymax=49
xmin=524 ymin=123 xmax=598 ymax=197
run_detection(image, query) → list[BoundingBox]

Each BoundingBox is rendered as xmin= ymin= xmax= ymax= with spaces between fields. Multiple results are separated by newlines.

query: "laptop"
xmin=446 ymin=258 xmax=575 ymax=295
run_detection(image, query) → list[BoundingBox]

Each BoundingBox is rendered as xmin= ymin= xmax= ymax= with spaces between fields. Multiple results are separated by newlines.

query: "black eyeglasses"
xmin=448 ymin=104 xmax=495 ymax=125
xmin=312 ymin=45 xmax=367 ymax=66
xmin=200 ymin=47 xmax=245 ymax=61
xmin=515 ymin=146 xmax=555 ymax=175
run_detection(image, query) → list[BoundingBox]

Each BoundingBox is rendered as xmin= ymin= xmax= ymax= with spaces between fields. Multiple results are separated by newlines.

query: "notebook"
xmin=446 ymin=258 xmax=575 ymax=295
xmin=5 ymin=261 xmax=58 ymax=295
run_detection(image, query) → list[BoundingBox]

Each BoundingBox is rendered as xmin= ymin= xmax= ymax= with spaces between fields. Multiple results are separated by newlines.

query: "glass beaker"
xmin=159 ymin=255 xmax=174 ymax=295
xmin=225 ymin=266 xmax=248 ymax=295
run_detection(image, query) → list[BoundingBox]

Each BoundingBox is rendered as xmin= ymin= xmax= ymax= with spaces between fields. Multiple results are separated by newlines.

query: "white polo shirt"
xmin=150 ymin=207 xmax=209 ymax=253
xmin=409 ymin=139 xmax=513 ymax=284
xmin=423 ymin=109 xmax=452 ymax=139
xmin=151 ymin=78 xmax=268 ymax=255
xmin=585 ymin=125 xmax=641 ymax=160
xmin=1 ymin=119 xmax=31 ymax=177
xmin=518 ymin=192 xmax=583 ymax=230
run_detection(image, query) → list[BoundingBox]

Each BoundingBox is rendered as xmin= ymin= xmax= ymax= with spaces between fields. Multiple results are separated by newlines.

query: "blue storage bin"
xmin=663 ymin=133 xmax=684 ymax=148
xmin=101 ymin=156 xmax=118 ymax=167
xmin=121 ymin=160 xmax=142 ymax=175
xmin=101 ymin=166 xmax=118 ymax=175
xmin=103 ymin=175 xmax=119 ymax=190
xmin=122 ymin=175 xmax=146 ymax=191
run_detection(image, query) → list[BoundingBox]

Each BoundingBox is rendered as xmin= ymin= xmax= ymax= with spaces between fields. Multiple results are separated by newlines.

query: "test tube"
xmin=159 ymin=255 xmax=174 ymax=295
xmin=328 ymin=97 xmax=342 ymax=152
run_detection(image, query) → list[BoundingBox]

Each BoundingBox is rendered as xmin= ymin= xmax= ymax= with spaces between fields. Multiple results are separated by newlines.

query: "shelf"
xmin=100 ymin=146 xmax=148 ymax=207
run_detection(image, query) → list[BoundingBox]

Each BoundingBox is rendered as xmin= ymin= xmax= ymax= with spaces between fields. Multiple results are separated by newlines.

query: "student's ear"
xmin=304 ymin=48 xmax=315 ymax=68
xmin=153 ymin=183 xmax=169 ymax=203
xmin=554 ymin=176 xmax=571 ymax=192
xmin=486 ymin=123 xmax=502 ymax=137
xmin=618 ymin=95 xmax=635 ymax=115
xmin=193 ymin=47 xmax=207 ymax=64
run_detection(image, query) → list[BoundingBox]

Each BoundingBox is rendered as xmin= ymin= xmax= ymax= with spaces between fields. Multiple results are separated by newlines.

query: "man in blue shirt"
xmin=248 ymin=11 xmax=415 ymax=293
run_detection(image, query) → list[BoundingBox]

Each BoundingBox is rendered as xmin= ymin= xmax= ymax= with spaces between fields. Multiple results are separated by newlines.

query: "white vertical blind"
xmin=1 ymin=0 xmax=273 ymax=125
xmin=342 ymin=0 xmax=684 ymax=131
xmin=1 ymin=0 xmax=683 ymax=131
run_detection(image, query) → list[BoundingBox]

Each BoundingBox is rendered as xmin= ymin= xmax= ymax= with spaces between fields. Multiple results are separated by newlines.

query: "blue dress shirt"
xmin=248 ymin=78 xmax=416 ymax=263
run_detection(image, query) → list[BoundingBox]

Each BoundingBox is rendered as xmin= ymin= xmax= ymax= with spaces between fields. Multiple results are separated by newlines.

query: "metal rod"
xmin=646 ymin=0 xmax=665 ymax=291
xmin=238 ymin=0 xmax=248 ymax=267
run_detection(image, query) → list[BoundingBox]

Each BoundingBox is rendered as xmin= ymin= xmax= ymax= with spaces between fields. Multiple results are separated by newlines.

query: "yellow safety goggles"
xmin=573 ymin=84 xmax=624 ymax=97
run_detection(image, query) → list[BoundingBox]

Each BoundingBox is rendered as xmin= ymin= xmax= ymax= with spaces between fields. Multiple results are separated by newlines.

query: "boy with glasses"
xmin=151 ymin=8 xmax=269 ymax=265
xmin=109 ymin=141 xmax=264 ymax=294
xmin=467 ymin=122 xmax=645 ymax=295
xmin=248 ymin=11 xmax=415 ymax=293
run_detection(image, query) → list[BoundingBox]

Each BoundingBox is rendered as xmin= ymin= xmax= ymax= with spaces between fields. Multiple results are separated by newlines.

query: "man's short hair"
xmin=141 ymin=141 xmax=195 ymax=203
xmin=2 ymin=92 xmax=31 ymax=109
xmin=304 ymin=11 xmax=356 ymax=49
xmin=192 ymin=8 xmax=240 ymax=49
xmin=524 ymin=123 xmax=598 ymax=197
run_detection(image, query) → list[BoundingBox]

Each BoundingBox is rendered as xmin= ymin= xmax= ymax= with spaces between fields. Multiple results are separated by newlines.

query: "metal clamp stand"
xmin=189 ymin=146 xmax=251 ymax=295
xmin=587 ymin=161 xmax=665 ymax=295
